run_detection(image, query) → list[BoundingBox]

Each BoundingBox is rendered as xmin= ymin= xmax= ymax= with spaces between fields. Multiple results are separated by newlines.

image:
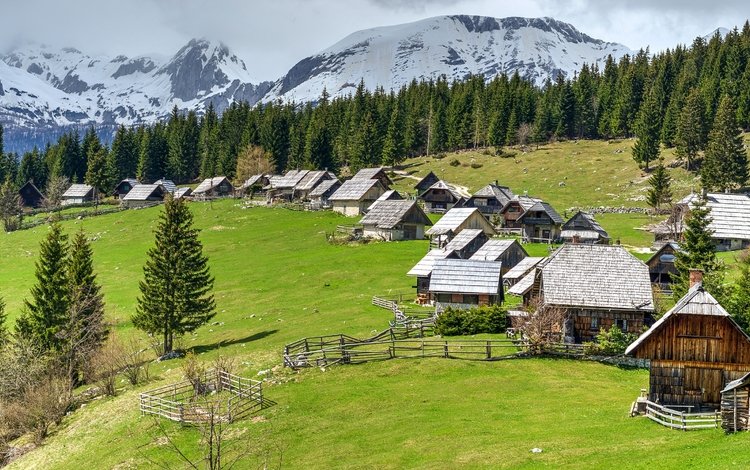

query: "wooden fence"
xmin=371 ymin=295 xmax=437 ymax=330
xmin=139 ymin=370 xmax=263 ymax=424
xmin=644 ymin=400 xmax=721 ymax=430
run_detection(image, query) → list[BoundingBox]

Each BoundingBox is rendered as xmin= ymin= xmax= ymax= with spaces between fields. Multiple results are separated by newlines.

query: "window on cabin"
xmin=615 ymin=319 xmax=627 ymax=331
xmin=590 ymin=317 xmax=599 ymax=330
xmin=463 ymin=295 xmax=479 ymax=304
xmin=436 ymin=293 xmax=452 ymax=303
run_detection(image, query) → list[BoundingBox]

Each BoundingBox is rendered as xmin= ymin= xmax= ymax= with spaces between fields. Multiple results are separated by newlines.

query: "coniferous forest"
xmin=2 ymin=26 xmax=750 ymax=190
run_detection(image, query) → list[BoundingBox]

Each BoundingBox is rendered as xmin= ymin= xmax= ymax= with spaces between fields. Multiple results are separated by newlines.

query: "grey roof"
xmin=352 ymin=167 xmax=385 ymax=180
xmin=503 ymin=195 xmax=542 ymax=212
xmin=238 ymin=174 xmax=265 ymax=190
xmin=681 ymin=192 xmax=750 ymax=241
xmin=646 ymin=242 xmax=681 ymax=265
xmin=429 ymin=259 xmax=503 ymax=295
xmin=471 ymin=183 xmax=515 ymax=206
xmin=420 ymin=180 xmax=462 ymax=200
xmin=520 ymin=201 xmax=564 ymax=224
xmin=175 ymin=187 xmax=192 ymax=199
xmin=407 ymin=249 xmax=454 ymax=277
xmin=154 ymin=179 xmax=177 ymax=193
xmin=626 ymin=283 xmax=749 ymax=356
xmin=470 ymin=239 xmax=523 ymax=261
xmin=425 ymin=207 xmax=490 ymax=236
xmin=562 ymin=211 xmax=609 ymax=239
xmin=328 ymin=178 xmax=382 ymax=201
xmin=309 ymin=178 xmax=341 ymax=198
xmin=541 ymin=244 xmax=653 ymax=311
xmin=295 ymin=170 xmax=331 ymax=192
xmin=122 ymin=184 xmax=165 ymax=201
xmin=271 ymin=170 xmax=308 ymax=189
xmin=722 ymin=371 xmax=750 ymax=393
xmin=503 ymin=257 xmax=544 ymax=282
xmin=63 ymin=184 xmax=94 ymax=198
xmin=194 ymin=176 xmax=232 ymax=195
xmin=360 ymin=200 xmax=431 ymax=229
xmin=414 ymin=171 xmax=439 ymax=190
xmin=508 ymin=269 xmax=536 ymax=296
xmin=443 ymin=229 xmax=484 ymax=252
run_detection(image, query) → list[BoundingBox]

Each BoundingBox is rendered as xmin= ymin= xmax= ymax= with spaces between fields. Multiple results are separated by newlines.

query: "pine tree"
xmin=0 ymin=297 xmax=7 ymax=345
xmin=109 ymin=125 xmax=139 ymax=181
xmin=729 ymin=251 xmax=750 ymax=333
xmin=0 ymin=178 xmax=21 ymax=232
xmin=381 ymin=102 xmax=404 ymax=166
xmin=85 ymin=148 xmax=114 ymax=207
xmin=17 ymin=147 xmax=48 ymax=190
xmin=17 ymin=223 xmax=70 ymax=351
xmin=132 ymin=196 xmax=216 ymax=355
xmin=138 ymin=123 xmax=168 ymax=183
xmin=701 ymin=95 xmax=748 ymax=191
xmin=632 ymin=88 xmax=661 ymax=170
xmin=555 ymin=79 xmax=575 ymax=139
xmin=673 ymin=196 xmax=724 ymax=298
xmin=675 ymin=88 xmax=707 ymax=170
xmin=646 ymin=160 xmax=672 ymax=212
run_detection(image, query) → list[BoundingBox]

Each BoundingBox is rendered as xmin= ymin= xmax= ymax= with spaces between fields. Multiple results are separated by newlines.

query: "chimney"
xmin=689 ymin=269 xmax=704 ymax=288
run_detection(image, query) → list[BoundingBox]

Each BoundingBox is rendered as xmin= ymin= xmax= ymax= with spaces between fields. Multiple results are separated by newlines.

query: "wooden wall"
xmin=721 ymin=387 xmax=750 ymax=432
xmin=570 ymin=309 xmax=646 ymax=343
xmin=650 ymin=360 xmax=750 ymax=409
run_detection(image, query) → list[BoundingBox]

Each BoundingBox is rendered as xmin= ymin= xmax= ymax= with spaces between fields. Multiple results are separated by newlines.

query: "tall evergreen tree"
xmin=0 ymin=297 xmax=7 ymax=345
xmin=701 ymin=95 xmax=748 ymax=191
xmin=85 ymin=148 xmax=114 ymax=206
xmin=17 ymin=223 xmax=70 ymax=351
xmin=729 ymin=250 xmax=750 ymax=333
xmin=632 ymin=88 xmax=661 ymax=170
xmin=0 ymin=178 xmax=21 ymax=232
xmin=646 ymin=160 xmax=673 ymax=212
xmin=109 ymin=125 xmax=140 ymax=181
xmin=132 ymin=196 xmax=215 ymax=355
xmin=675 ymin=88 xmax=707 ymax=170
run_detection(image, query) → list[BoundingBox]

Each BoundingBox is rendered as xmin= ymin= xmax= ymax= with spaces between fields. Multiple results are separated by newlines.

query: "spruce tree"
xmin=729 ymin=251 xmax=750 ymax=333
xmin=701 ymin=95 xmax=748 ymax=191
xmin=85 ymin=148 xmax=114 ymax=208
xmin=0 ymin=178 xmax=21 ymax=232
xmin=675 ymin=88 xmax=706 ymax=170
xmin=646 ymin=160 xmax=672 ymax=212
xmin=18 ymin=223 xmax=70 ymax=350
xmin=673 ymin=196 xmax=723 ymax=298
xmin=0 ymin=297 xmax=7 ymax=345
xmin=132 ymin=196 xmax=215 ymax=355
xmin=632 ymin=89 xmax=661 ymax=170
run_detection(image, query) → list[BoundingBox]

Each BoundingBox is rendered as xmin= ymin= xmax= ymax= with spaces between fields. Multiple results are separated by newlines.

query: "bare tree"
xmin=0 ymin=179 xmax=22 ymax=232
xmin=43 ymin=176 xmax=70 ymax=212
xmin=666 ymin=202 xmax=687 ymax=241
xmin=520 ymin=297 xmax=567 ymax=354
xmin=235 ymin=145 xmax=273 ymax=184
xmin=517 ymin=123 xmax=533 ymax=148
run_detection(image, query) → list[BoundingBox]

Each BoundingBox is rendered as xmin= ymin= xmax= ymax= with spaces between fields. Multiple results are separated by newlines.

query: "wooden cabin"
xmin=517 ymin=201 xmax=564 ymax=243
xmin=464 ymin=182 xmax=515 ymax=218
xmin=174 ymin=187 xmax=192 ymax=199
xmin=499 ymin=195 xmax=540 ymax=230
xmin=367 ymin=190 xmax=403 ymax=211
xmin=470 ymin=239 xmax=528 ymax=274
xmin=113 ymin=178 xmax=139 ymax=200
xmin=626 ymin=273 xmax=750 ymax=410
xmin=425 ymin=207 xmax=495 ymax=248
xmin=154 ymin=179 xmax=177 ymax=194
xmin=414 ymin=171 xmax=440 ymax=193
xmin=308 ymin=179 xmax=341 ymax=210
xmin=428 ymin=259 xmax=504 ymax=310
xmin=419 ymin=180 xmax=464 ymax=213
xmin=534 ymin=244 xmax=654 ymax=343
xmin=121 ymin=184 xmax=168 ymax=208
xmin=670 ymin=192 xmax=750 ymax=251
xmin=503 ymin=256 xmax=544 ymax=288
xmin=237 ymin=174 xmax=270 ymax=196
xmin=328 ymin=178 xmax=387 ymax=216
xmin=294 ymin=170 xmax=336 ymax=200
xmin=647 ymin=242 xmax=680 ymax=290
xmin=561 ymin=211 xmax=610 ymax=245
xmin=266 ymin=170 xmax=308 ymax=201
xmin=61 ymin=184 xmax=95 ymax=206
xmin=18 ymin=181 xmax=44 ymax=208
xmin=351 ymin=167 xmax=392 ymax=189
xmin=193 ymin=176 xmax=234 ymax=198
xmin=721 ymin=372 xmax=750 ymax=433
xmin=359 ymin=200 xmax=432 ymax=241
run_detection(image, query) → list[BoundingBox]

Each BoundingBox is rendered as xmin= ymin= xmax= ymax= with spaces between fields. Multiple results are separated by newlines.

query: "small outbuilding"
xmin=470 ymin=239 xmax=528 ymax=274
xmin=193 ymin=176 xmax=234 ymax=198
xmin=359 ymin=200 xmax=432 ymax=241
xmin=425 ymin=207 xmax=495 ymax=248
xmin=19 ymin=181 xmax=44 ymax=208
xmin=113 ymin=178 xmax=140 ymax=199
xmin=174 ymin=187 xmax=193 ymax=199
xmin=517 ymin=200 xmax=564 ymax=243
xmin=464 ymin=182 xmax=515 ymax=218
xmin=721 ymin=372 xmax=750 ymax=433
xmin=308 ymin=179 xmax=341 ymax=209
xmin=419 ymin=180 xmax=464 ymax=213
xmin=121 ymin=184 xmax=168 ymax=208
xmin=503 ymin=256 xmax=544 ymax=287
xmin=351 ymin=167 xmax=392 ymax=189
xmin=329 ymin=178 xmax=387 ymax=216
xmin=428 ymin=259 xmax=504 ymax=309
xmin=294 ymin=170 xmax=336 ymax=200
xmin=647 ymin=242 xmax=680 ymax=290
xmin=61 ymin=184 xmax=95 ymax=206
xmin=414 ymin=171 xmax=440 ymax=193
xmin=237 ymin=174 xmax=270 ymax=195
xmin=561 ymin=211 xmax=610 ymax=244
xmin=154 ymin=179 xmax=177 ymax=194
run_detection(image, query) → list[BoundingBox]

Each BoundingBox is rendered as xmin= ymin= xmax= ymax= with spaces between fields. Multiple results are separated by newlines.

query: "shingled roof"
xmin=519 ymin=201 xmax=564 ymax=224
xmin=122 ymin=184 xmax=166 ymax=201
xmin=681 ymin=192 xmax=750 ymax=241
xmin=309 ymin=178 xmax=341 ymax=198
xmin=328 ymin=178 xmax=383 ymax=201
xmin=194 ymin=176 xmax=232 ymax=195
xmin=420 ymin=180 xmax=463 ymax=201
xmin=504 ymin=257 xmax=544 ymax=283
xmin=295 ymin=170 xmax=333 ymax=192
xmin=442 ymin=229 xmax=484 ymax=252
xmin=470 ymin=183 xmax=515 ymax=206
xmin=272 ymin=170 xmax=309 ymax=189
xmin=561 ymin=211 xmax=609 ymax=241
xmin=359 ymin=200 xmax=431 ymax=229
xmin=63 ymin=184 xmax=94 ymax=198
xmin=414 ymin=171 xmax=440 ymax=192
xmin=508 ymin=269 xmax=536 ymax=296
xmin=540 ymin=244 xmax=653 ymax=311
xmin=470 ymin=239 xmax=526 ymax=261
xmin=429 ymin=259 xmax=503 ymax=295
xmin=425 ymin=207 xmax=491 ymax=236
xmin=154 ymin=179 xmax=177 ymax=193
xmin=407 ymin=249 xmax=454 ymax=277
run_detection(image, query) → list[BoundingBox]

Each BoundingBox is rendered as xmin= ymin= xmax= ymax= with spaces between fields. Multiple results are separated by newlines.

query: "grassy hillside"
xmin=3 ymin=201 xmax=749 ymax=469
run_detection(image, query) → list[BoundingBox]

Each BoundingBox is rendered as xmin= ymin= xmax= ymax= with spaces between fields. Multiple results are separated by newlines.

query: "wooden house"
xmin=193 ymin=176 xmax=234 ymax=198
xmin=561 ymin=211 xmax=609 ymax=244
xmin=18 ymin=181 xmax=44 ymax=208
xmin=503 ymin=256 xmax=544 ymax=288
xmin=671 ymin=192 xmax=750 ymax=251
xmin=534 ymin=244 xmax=654 ymax=343
xmin=470 ymin=239 xmax=528 ymax=274
xmin=517 ymin=200 xmax=564 ymax=243
xmin=507 ymin=268 xmax=538 ymax=302
xmin=419 ymin=180 xmax=464 ymax=213
xmin=647 ymin=242 xmax=680 ymax=290
xmin=174 ymin=187 xmax=192 ymax=199
xmin=351 ymin=167 xmax=392 ymax=189
xmin=367 ymin=190 xmax=403 ymax=211
xmin=428 ymin=259 xmax=504 ymax=310
xmin=294 ymin=170 xmax=336 ymax=200
xmin=267 ymin=170 xmax=309 ymax=201
xmin=121 ymin=184 xmax=168 ymax=208
xmin=154 ymin=179 xmax=177 ymax=194
xmin=359 ymin=200 xmax=431 ymax=241
xmin=464 ymin=182 xmax=515 ymax=218
xmin=626 ymin=274 xmax=750 ymax=410
xmin=113 ymin=178 xmax=139 ymax=199
xmin=308 ymin=179 xmax=341 ymax=209
xmin=425 ymin=207 xmax=495 ymax=247
xmin=721 ymin=372 xmax=750 ymax=432
xmin=499 ymin=195 xmax=540 ymax=230
xmin=328 ymin=178 xmax=387 ymax=216
xmin=237 ymin=174 xmax=270 ymax=195
xmin=407 ymin=229 xmax=490 ymax=302
xmin=61 ymin=184 xmax=95 ymax=206
xmin=414 ymin=171 xmax=440 ymax=193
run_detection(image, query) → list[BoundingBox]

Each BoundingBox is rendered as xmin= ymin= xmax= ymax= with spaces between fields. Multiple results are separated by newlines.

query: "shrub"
xmin=470 ymin=162 xmax=483 ymax=169
xmin=434 ymin=305 xmax=507 ymax=336
xmin=583 ymin=326 xmax=639 ymax=356
xmin=449 ymin=158 xmax=461 ymax=167
xmin=433 ymin=153 xmax=446 ymax=160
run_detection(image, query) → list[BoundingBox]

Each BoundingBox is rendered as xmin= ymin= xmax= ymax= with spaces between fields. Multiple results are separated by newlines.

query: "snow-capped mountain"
xmin=265 ymin=15 xmax=631 ymax=103
xmin=0 ymin=39 xmax=272 ymax=150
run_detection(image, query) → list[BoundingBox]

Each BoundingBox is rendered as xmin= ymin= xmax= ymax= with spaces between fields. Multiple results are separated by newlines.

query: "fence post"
xmin=486 ymin=341 xmax=491 ymax=359
xmin=444 ymin=341 xmax=449 ymax=358
xmin=681 ymin=412 xmax=686 ymax=431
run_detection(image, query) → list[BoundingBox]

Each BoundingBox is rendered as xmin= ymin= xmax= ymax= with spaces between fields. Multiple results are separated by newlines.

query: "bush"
xmin=434 ymin=305 xmax=507 ymax=336
xmin=433 ymin=153 xmax=446 ymax=160
xmin=470 ymin=162 xmax=483 ymax=169
xmin=583 ymin=326 xmax=639 ymax=356
xmin=449 ymin=158 xmax=461 ymax=167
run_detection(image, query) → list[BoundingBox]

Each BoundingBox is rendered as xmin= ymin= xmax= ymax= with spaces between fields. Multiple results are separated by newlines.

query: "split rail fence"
xmin=644 ymin=400 xmax=721 ymax=430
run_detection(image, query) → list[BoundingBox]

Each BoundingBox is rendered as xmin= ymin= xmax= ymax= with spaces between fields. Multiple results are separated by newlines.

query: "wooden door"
xmin=685 ymin=367 xmax=723 ymax=406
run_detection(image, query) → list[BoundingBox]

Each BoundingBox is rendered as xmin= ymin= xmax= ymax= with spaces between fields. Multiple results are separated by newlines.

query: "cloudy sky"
xmin=0 ymin=0 xmax=745 ymax=82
